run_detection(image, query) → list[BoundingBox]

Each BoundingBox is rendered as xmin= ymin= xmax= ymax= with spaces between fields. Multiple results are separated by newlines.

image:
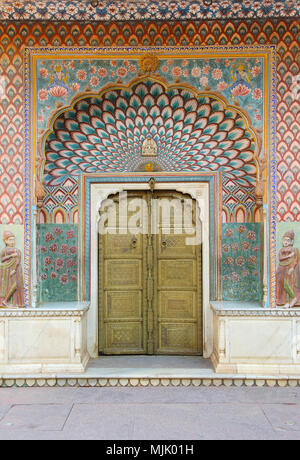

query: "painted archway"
xmin=38 ymin=76 xmax=262 ymax=193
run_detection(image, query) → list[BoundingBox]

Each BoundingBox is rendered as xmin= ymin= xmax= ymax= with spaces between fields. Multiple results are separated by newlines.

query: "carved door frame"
xmin=88 ymin=180 xmax=211 ymax=359
xmin=98 ymin=189 xmax=203 ymax=355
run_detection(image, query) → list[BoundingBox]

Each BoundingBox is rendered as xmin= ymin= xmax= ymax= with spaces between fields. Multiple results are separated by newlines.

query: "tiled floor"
xmin=0 ymin=386 xmax=300 ymax=440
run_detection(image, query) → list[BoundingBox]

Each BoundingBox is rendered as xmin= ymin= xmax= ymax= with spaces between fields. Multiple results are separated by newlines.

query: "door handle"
xmin=161 ymin=237 xmax=167 ymax=248
xmin=131 ymin=236 xmax=137 ymax=249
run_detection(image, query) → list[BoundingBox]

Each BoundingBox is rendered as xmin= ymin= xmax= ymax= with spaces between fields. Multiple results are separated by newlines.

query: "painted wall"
xmin=0 ymin=16 xmax=299 ymax=303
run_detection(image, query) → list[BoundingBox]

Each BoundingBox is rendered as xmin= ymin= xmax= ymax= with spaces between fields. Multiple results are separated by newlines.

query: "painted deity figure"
xmin=142 ymin=137 xmax=157 ymax=157
xmin=276 ymin=230 xmax=300 ymax=308
xmin=0 ymin=231 xmax=24 ymax=308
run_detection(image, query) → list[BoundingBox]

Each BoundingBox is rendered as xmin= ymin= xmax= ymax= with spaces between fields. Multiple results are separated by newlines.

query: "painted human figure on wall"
xmin=276 ymin=230 xmax=300 ymax=308
xmin=0 ymin=231 xmax=24 ymax=308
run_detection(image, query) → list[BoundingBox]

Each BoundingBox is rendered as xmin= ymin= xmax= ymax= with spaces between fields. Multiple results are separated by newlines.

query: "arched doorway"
xmin=98 ymin=188 xmax=203 ymax=355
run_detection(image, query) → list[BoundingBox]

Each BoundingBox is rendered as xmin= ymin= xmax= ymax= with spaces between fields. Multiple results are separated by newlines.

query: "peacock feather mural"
xmin=43 ymin=80 xmax=258 ymax=187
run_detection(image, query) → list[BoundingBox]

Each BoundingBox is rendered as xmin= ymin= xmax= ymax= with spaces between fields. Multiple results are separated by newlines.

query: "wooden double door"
xmin=98 ymin=190 xmax=202 ymax=355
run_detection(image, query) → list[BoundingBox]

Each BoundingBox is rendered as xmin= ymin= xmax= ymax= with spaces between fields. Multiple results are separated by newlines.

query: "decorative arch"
xmin=37 ymin=76 xmax=262 ymax=196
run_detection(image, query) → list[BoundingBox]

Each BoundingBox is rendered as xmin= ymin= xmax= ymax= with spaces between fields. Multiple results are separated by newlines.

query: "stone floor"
xmin=0 ymin=385 xmax=300 ymax=440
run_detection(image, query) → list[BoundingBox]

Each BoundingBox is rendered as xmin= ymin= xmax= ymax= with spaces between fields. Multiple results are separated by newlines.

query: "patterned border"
xmin=0 ymin=377 xmax=299 ymax=388
xmin=24 ymin=45 xmax=276 ymax=307
xmin=1 ymin=1 xmax=299 ymax=21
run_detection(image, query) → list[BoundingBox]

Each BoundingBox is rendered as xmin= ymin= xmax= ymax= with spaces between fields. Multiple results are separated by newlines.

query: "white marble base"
xmin=0 ymin=303 xmax=90 ymax=375
xmin=211 ymin=302 xmax=300 ymax=375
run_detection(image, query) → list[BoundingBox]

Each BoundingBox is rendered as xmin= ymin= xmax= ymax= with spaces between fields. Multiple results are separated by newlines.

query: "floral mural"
xmin=37 ymin=224 xmax=78 ymax=302
xmin=222 ymin=223 xmax=263 ymax=301
xmin=36 ymin=56 xmax=264 ymax=131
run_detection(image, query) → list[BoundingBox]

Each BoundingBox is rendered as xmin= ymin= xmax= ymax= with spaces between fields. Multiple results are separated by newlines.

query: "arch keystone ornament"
xmin=139 ymin=53 xmax=159 ymax=76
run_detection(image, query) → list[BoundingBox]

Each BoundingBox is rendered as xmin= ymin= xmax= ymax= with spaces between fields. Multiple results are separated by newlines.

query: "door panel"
xmin=99 ymin=192 xmax=147 ymax=355
xmin=99 ymin=190 xmax=202 ymax=356
xmin=158 ymin=260 xmax=196 ymax=289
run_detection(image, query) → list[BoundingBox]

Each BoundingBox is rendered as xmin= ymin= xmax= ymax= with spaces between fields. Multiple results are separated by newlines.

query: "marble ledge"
xmin=211 ymin=301 xmax=300 ymax=317
xmin=0 ymin=301 xmax=90 ymax=317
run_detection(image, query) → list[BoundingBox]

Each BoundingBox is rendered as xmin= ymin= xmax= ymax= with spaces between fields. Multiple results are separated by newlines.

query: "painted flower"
xmin=40 ymin=246 xmax=47 ymax=253
xmin=110 ymin=60 xmax=117 ymax=67
xmin=252 ymin=270 xmax=258 ymax=276
xmin=212 ymin=68 xmax=223 ymax=80
xmin=248 ymin=255 xmax=257 ymax=264
xmin=49 ymin=244 xmax=58 ymax=253
xmin=41 ymin=273 xmax=47 ymax=280
xmin=242 ymin=270 xmax=249 ymax=277
xmin=222 ymin=244 xmax=230 ymax=253
xmin=238 ymin=225 xmax=247 ymax=234
xmin=255 ymin=113 xmax=261 ymax=121
xmin=71 ymin=275 xmax=77 ymax=282
xmin=231 ymin=243 xmax=239 ymax=251
xmin=76 ymin=69 xmax=87 ymax=81
xmin=251 ymin=66 xmax=261 ymax=77
xmin=161 ymin=65 xmax=169 ymax=73
xmin=172 ymin=66 xmax=182 ymax=77
xmin=68 ymin=61 xmax=75 ymax=70
xmin=242 ymin=241 xmax=250 ymax=250
xmin=225 ymin=228 xmax=234 ymax=237
xmin=191 ymin=67 xmax=201 ymax=78
xmin=56 ymin=258 xmax=65 ymax=268
xmin=67 ymin=259 xmax=75 ymax=268
xmin=236 ymin=256 xmax=245 ymax=266
xmin=51 ymin=272 xmax=57 ymax=279
xmin=66 ymin=230 xmax=75 ymax=239
xmin=45 ymin=232 xmax=54 ymax=242
xmin=48 ymin=86 xmax=68 ymax=98
xmin=60 ymin=274 xmax=69 ymax=285
xmin=38 ymin=89 xmax=48 ymax=102
xmin=54 ymin=227 xmax=63 ymax=236
xmin=203 ymin=65 xmax=210 ymax=75
xmin=247 ymin=230 xmax=256 ymax=241
xmin=98 ymin=67 xmax=108 ymax=78
xmin=90 ymin=66 xmax=96 ymax=74
xmin=231 ymin=3 xmax=242 ymax=13
xmin=117 ymin=67 xmax=127 ymax=77
xmin=128 ymin=65 xmax=136 ymax=73
xmin=252 ymin=88 xmax=262 ymax=100
xmin=231 ymin=84 xmax=251 ymax=97
xmin=199 ymin=76 xmax=209 ymax=87
xmin=90 ymin=76 xmax=99 ymax=88
xmin=44 ymin=257 xmax=52 ymax=266
xmin=60 ymin=244 xmax=68 ymax=254
xmin=183 ymin=70 xmax=189 ymax=77
xmin=70 ymin=246 xmax=77 ymax=255
xmin=217 ymin=81 xmax=227 ymax=91
xmin=189 ymin=3 xmax=200 ymax=14
xmin=39 ymin=68 xmax=48 ymax=78
xmin=225 ymin=257 xmax=234 ymax=266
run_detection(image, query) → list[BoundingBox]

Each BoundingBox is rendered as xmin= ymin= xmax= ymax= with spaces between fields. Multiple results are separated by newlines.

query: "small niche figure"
xmin=276 ymin=230 xmax=300 ymax=308
xmin=0 ymin=231 xmax=25 ymax=308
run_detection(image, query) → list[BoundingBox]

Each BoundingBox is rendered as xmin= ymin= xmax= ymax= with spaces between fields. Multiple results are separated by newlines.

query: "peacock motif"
xmin=44 ymin=81 xmax=257 ymax=186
